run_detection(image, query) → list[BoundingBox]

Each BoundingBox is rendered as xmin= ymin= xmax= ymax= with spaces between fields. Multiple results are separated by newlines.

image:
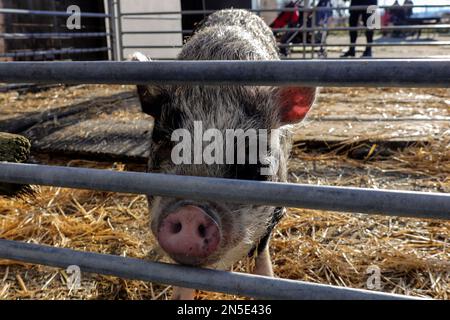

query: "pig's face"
xmin=138 ymin=83 xmax=316 ymax=269
xmin=134 ymin=41 xmax=315 ymax=268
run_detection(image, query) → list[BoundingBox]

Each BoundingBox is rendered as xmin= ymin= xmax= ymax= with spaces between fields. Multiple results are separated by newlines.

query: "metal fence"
xmin=0 ymin=4 xmax=114 ymax=61
xmin=0 ymin=239 xmax=415 ymax=300
xmin=0 ymin=58 xmax=449 ymax=299
xmin=116 ymin=2 xmax=450 ymax=60
xmin=0 ymin=162 xmax=449 ymax=220
xmin=0 ymin=1 xmax=117 ymax=92
xmin=0 ymin=60 xmax=448 ymax=87
xmin=2 ymin=2 xmax=447 ymax=61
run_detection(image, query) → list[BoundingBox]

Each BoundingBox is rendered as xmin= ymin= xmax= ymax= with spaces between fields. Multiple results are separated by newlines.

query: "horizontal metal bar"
xmin=0 ymin=83 xmax=62 ymax=93
xmin=120 ymin=5 xmax=450 ymax=16
xmin=0 ymin=8 xmax=110 ymax=18
xmin=279 ymin=41 xmax=450 ymax=47
xmin=124 ymin=41 xmax=450 ymax=49
xmin=273 ymin=25 xmax=450 ymax=32
xmin=122 ymin=16 xmax=183 ymax=21
xmin=147 ymin=57 xmax=448 ymax=61
xmin=121 ymin=24 xmax=450 ymax=35
xmin=0 ymin=60 xmax=448 ymax=87
xmin=0 ymin=239 xmax=419 ymax=300
xmin=0 ymin=163 xmax=449 ymax=220
xmin=281 ymin=56 xmax=450 ymax=60
xmin=122 ymin=30 xmax=192 ymax=35
xmin=0 ymin=32 xmax=110 ymax=39
xmin=122 ymin=45 xmax=183 ymax=49
xmin=0 ymin=47 xmax=110 ymax=58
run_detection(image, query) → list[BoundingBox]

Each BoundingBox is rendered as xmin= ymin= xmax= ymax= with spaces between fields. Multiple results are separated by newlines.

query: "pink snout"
xmin=157 ymin=205 xmax=221 ymax=265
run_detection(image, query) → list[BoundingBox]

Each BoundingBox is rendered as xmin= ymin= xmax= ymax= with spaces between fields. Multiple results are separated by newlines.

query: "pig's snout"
xmin=157 ymin=205 xmax=221 ymax=265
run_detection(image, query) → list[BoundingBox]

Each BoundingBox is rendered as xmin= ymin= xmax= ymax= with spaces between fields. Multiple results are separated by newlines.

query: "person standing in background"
xmin=403 ymin=0 xmax=414 ymax=18
xmin=341 ymin=0 xmax=378 ymax=58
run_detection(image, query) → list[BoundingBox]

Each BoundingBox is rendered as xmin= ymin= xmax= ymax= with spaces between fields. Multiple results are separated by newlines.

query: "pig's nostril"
xmin=171 ymin=222 xmax=182 ymax=234
xmin=198 ymin=224 xmax=206 ymax=238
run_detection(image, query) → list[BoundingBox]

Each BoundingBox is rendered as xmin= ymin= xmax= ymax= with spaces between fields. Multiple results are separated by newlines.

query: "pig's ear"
xmin=132 ymin=52 xmax=166 ymax=120
xmin=275 ymin=87 xmax=316 ymax=125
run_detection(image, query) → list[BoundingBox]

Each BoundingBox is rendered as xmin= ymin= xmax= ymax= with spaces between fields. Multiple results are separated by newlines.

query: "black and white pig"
xmin=133 ymin=9 xmax=316 ymax=299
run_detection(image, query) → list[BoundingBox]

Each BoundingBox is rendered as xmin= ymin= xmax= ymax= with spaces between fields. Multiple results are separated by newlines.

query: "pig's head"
xmin=134 ymin=55 xmax=316 ymax=269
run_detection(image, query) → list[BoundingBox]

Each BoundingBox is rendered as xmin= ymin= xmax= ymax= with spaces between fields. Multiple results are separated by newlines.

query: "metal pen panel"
xmin=119 ymin=5 xmax=450 ymax=16
xmin=0 ymin=239 xmax=422 ymax=300
xmin=0 ymin=32 xmax=110 ymax=39
xmin=0 ymin=163 xmax=449 ymax=220
xmin=0 ymin=8 xmax=110 ymax=18
xmin=0 ymin=47 xmax=110 ymax=58
xmin=0 ymin=60 xmax=448 ymax=87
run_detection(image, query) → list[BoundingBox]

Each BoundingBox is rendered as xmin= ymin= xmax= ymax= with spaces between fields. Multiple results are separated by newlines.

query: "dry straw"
xmin=0 ymin=85 xmax=448 ymax=299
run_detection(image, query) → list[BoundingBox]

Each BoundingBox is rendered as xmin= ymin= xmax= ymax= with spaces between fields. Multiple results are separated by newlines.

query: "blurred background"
xmin=0 ymin=0 xmax=448 ymax=61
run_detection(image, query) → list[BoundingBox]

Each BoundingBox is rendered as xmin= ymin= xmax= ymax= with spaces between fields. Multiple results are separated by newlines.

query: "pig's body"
xmin=134 ymin=9 xmax=316 ymax=299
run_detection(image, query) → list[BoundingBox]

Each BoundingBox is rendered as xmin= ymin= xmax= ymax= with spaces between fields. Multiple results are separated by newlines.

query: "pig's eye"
xmin=149 ymin=125 xmax=175 ymax=172
xmin=165 ymin=107 xmax=184 ymax=131
xmin=137 ymin=85 xmax=169 ymax=121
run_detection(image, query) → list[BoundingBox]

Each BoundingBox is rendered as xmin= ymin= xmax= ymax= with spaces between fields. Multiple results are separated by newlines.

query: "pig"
xmin=133 ymin=9 xmax=316 ymax=299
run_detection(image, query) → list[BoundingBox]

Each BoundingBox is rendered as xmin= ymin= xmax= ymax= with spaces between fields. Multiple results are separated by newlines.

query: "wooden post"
xmin=0 ymin=132 xmax=32 ymax=197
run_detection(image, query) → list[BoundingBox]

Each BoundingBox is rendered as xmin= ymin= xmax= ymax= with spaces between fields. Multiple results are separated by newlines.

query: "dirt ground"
xmin=0 ymin=82 xmax=449 ymax=299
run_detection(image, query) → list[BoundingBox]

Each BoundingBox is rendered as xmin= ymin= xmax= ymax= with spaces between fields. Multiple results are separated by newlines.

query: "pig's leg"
xmin=253 ymin=208 xmax=285 ymax=277
xmin=172 ymin=286 xmax=195 ymax=300
xmin=253 ymin=244 xmax=274 ymax=277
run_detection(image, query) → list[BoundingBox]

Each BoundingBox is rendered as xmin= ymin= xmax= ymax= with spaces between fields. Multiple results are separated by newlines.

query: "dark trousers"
xmin=348 ymin=9 xmax=374 ymax=52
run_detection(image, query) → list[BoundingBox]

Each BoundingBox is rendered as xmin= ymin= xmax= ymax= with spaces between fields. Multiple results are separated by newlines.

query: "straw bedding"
xmin=0 ymin=85 xmax=448 ymax=299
